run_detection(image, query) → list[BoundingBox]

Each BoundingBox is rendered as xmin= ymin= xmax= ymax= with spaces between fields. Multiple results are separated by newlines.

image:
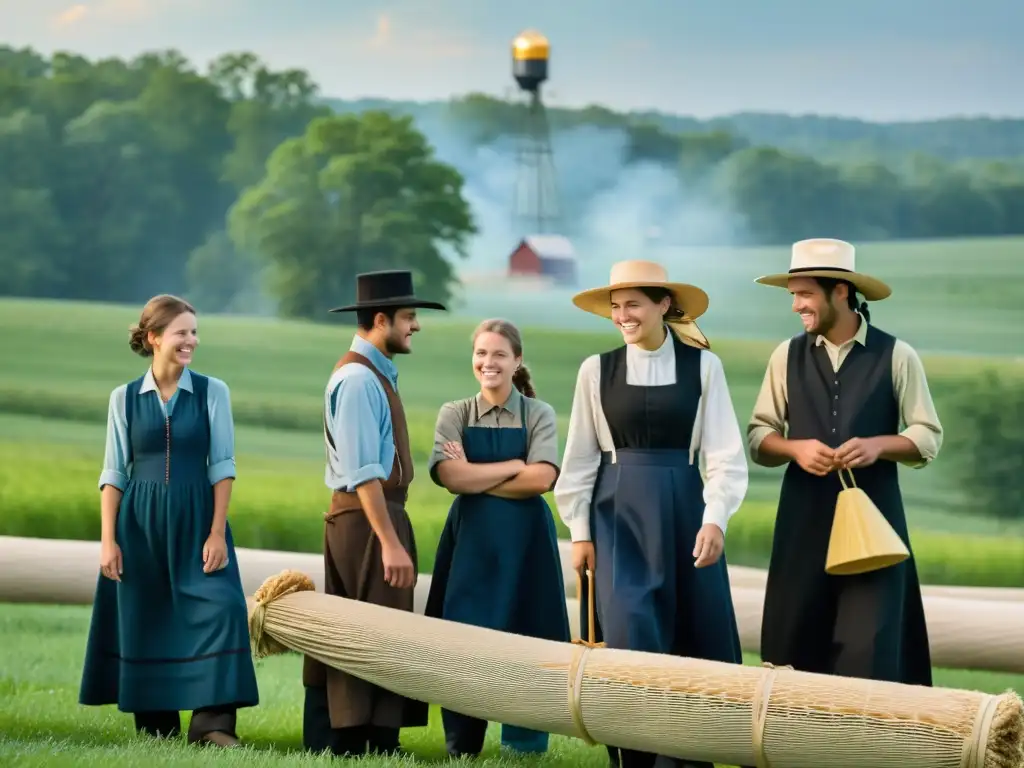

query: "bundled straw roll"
xmin=247 ymin=570 xmax=1024 ymax=768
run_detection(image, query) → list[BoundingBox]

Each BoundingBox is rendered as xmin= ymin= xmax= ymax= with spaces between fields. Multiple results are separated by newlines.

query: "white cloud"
xmin=364 ymin=13 xmax=392 ymax=50
xmin=53 ymin=4 xmax=88 ymax=26
xmin=49 ymin=0 xmax=213 ymax=31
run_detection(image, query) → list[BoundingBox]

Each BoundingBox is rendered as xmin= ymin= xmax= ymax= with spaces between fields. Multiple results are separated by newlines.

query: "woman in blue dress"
xmin=79 ymin=294 xmax=259 ymax=747
xmin=554 ymin=261 xmax=751 ymax=768
xmin=424 ymin=318 xmax=570 ymax=759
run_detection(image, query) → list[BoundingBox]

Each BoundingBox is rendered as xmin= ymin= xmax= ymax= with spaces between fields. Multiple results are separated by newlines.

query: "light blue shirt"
xmin=98 ymin=367 xmax=237 ymax=491
xmin=324 ymin=335 xmax=399 ymax=492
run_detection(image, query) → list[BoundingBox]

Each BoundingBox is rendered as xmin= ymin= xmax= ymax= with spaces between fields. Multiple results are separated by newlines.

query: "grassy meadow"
xmin=1 ymin=236 xmax=1023 ymax=767
xmin=1 ymin=282 xmax=1023 ymax=584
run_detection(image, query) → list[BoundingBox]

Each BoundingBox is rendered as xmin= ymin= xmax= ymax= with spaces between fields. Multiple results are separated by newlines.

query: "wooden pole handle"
xmin=575 ymin=567 xmax=601 ymax=646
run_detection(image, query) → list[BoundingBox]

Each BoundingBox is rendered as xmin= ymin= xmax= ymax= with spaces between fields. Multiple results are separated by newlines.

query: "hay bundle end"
xmin=986 ymin=690 xmax=1024 ymax=768
xmin=247 ymin=569 xmax=316 ymax=659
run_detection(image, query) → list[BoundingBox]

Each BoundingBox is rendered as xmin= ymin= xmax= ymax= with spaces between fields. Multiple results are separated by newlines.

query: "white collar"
xmin=628 ymin=326 xmax=673 ymax=359
xmin=139 ymin=367 xmax=193 ymax=394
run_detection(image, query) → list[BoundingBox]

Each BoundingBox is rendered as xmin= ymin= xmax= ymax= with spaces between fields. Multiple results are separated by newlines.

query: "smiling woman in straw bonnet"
xmin=553 ymin=260 xmax=751 ymax=768
xmin=747 ymin=237 xmax=944 ymax=688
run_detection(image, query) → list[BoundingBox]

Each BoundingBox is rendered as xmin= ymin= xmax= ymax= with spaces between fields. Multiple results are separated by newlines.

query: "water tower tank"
xmin=512 ymin=29 xmax=549 ymax=93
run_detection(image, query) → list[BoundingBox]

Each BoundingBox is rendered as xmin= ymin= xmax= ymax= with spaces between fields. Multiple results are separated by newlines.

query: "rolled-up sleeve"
xmin=429 ymin=401 xmax=466 ymax=486
xmin=329 ymin=370 xmax=390 ymax=491
xmin=206 ymin=376 xmax=237 ymax=485
xmin=892 ymin=340 xmax=944 ymax=468
xmin=98 ymin=385 xmax=130 ymax=491
xmin=747 ymin=340 xmax=790 ymax=465
xmin=527 ymin=401 xmax=561 ymax=471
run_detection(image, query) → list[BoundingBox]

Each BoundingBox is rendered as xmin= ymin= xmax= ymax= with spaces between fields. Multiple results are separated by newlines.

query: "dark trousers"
xmin=133 ymin=704 xmax=237 ymax=744
xmin=607 ymin=746 xmax=714 ymax=768
xmin=441 ymin=708 xmax=489 ymax=757
xmin=608 ymin=745 xmax=757 ymax=767
xmin=302 ymin=685 xmax=400 ymax=757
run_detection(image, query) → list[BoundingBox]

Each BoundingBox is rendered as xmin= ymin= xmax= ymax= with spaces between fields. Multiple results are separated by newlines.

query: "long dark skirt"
xmin=427 ymin=492 xmax=571 ymax=752
xmin=79 ymin=477 xmax=259 ymax=715
xmin=589 ymin=449 xmax=743 ymax=768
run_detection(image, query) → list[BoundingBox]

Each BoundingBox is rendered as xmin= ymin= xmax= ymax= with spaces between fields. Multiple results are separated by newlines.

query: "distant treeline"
xmin=1 ymin=44 xmax=1023 ymax=310
xmin=358 ymin=94 xmax=1024 ymax=245
xmin=329 ymin=96 xmax=1024 ymax=163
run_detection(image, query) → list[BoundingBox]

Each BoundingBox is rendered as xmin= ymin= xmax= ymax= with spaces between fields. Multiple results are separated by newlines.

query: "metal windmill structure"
xmin=506 ymin=29 xmax=577 ymax=287
xmin=510 ymin=29 xmax=560 ymax=235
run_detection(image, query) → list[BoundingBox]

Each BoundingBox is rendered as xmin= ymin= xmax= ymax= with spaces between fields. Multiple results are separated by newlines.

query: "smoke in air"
xmin=417 ymin=115 xmax=750 ymax=330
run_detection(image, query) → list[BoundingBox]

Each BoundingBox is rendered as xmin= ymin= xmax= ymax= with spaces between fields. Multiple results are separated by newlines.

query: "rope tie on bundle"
xmin=960 ymin=693 xmax=1001 ymax=768
xmin=750 ymin=661 xmax=792 ymax=768
xmin=568 ymin=568 xmax=605 ymax=745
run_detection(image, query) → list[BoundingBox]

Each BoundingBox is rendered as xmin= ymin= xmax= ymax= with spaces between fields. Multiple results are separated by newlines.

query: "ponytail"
xmin=857 ymin=300 xmax=872 ymax=324
xmin=512 ymin=364 xmax=536 ymax=398
xmin=814 ymin=277 xmax=872 ymax=324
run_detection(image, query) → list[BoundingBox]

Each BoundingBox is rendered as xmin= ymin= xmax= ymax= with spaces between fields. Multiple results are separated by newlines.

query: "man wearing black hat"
xmin=302 ymin=270 xmax=445 ymax=757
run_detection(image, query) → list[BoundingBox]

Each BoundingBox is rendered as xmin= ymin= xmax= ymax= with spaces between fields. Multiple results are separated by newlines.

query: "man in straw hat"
xmin=747 ymin=238 xmax=943 ymax=686
xmin=302 ymin=270 xmax=442 ymax=757
xmin=555 ymin=260 xmax=751 ymax=768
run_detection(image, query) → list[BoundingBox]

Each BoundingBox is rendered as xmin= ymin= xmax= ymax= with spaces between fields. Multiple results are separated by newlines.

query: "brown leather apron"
xmin=301 ymin=350 xmax=430 ymax=730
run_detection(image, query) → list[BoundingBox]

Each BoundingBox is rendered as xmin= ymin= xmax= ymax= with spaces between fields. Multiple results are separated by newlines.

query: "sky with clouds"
xmin=8 ymin=0 xmax=1022 ymax=121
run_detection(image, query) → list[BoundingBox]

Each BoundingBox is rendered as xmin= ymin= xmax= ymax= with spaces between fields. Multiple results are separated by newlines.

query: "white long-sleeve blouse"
xmin=553 ymin=330 xmax=749 ymax=542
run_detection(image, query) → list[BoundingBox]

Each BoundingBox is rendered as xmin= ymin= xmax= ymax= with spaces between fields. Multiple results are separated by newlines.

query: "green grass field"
xmin=3 ymin=603 xmax=1022 ymax=768
xmin=1 ymin=289 xmax=1023 ymax=584
xmin=1 ymin=238 xmax=1023 ymax=765
xmin=456 ymin=235 xmax=1024 ymax=358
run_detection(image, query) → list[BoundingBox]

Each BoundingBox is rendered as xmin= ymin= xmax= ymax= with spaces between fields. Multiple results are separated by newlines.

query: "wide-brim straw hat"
xmin=572 ymin=260 xmax=711 ymax=349
xmin=825 ymin=469 xmax=909 ymax=576
xmin=755 ymin=238 xmax=892 ymax=302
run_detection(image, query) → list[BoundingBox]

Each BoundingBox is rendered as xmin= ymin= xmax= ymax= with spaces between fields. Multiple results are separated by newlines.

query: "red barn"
xmin=508 ymin=234 xmax=578 ymax=286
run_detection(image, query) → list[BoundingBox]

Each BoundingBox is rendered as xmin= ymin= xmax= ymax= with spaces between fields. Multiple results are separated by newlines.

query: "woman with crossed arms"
xmin=425 ymin=318 xmax=570 ymax=759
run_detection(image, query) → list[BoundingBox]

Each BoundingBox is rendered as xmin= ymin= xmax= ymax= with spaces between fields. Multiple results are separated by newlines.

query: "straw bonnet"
xmin=755 ymin=238 xmax=892 ymax=302
xmin=825 ymin=468 xmax=909 ymax=576
xmin=572 ymin=260 xmax=711 ymax=348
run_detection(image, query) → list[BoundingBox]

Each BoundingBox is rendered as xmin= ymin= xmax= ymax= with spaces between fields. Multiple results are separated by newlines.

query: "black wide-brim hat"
xmin=328 ymin=270 xmax=447 ymax=313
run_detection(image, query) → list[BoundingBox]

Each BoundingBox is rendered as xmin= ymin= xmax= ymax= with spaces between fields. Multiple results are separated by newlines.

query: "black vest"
xmin=786 ymin=324 xmax=898 ymax=447
xmin=599 ymin=332 xmax=703 ymax=452
xmin=782 ymin=323 xmax=908 ymax=538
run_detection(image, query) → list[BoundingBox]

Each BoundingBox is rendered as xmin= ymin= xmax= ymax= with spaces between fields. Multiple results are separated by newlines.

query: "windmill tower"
xmin=506 ymin=29 xmax=577 ymax=287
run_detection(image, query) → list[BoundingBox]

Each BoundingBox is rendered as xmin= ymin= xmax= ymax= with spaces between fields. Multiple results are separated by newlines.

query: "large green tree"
xmin=0 ymin=46 xmax=327 ymax=304
xmin=227 ymin=111 xmax=476 ymax=320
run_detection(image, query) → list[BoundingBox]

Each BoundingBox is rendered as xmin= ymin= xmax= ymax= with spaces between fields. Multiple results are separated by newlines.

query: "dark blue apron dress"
xmin=585 ymin=335 xmax=745 ymax=768
xmin=424 ymin=396 xmax=571 ymax=758
xmin=79 ymin=372 xmax=259 ymax=741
